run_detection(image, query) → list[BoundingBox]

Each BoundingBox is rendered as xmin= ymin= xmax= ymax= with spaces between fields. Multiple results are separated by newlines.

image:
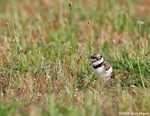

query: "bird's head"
xmin=90 ymin=53 xmax=104 ymax=66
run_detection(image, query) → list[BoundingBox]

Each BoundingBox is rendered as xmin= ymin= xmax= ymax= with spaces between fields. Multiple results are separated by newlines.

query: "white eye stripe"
xmin=91 ymin=59 xmax=96 ymax=62
xmin=90 ymin=57 xmax=103 ymax=63
xmin=96 ymin=56 xmax=102 ymax=60
xmin=91 ymin=54 xmax=102 ymax=59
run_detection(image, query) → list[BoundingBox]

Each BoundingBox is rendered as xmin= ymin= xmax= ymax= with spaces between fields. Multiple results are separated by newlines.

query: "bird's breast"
xmin=92 ymin=66 xmax=112 ymax=78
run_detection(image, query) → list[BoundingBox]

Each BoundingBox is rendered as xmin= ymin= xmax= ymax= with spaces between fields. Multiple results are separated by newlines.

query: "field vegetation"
xmin=0 ymin=0 xmax=150 ymax=115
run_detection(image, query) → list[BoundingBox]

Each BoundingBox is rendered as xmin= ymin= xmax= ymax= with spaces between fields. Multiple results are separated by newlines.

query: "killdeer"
xmin=90 ymin=53 xmax=113 ymax=80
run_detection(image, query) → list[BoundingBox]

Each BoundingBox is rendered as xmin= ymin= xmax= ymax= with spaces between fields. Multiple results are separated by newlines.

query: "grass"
xmin=0 ymin=0 xmax=150 ymax=116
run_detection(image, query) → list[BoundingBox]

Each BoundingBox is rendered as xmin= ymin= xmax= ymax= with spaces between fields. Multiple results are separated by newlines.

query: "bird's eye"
xmin=97 ymin=56 xmax=102 ymax=60
xmin=97 ymin=57 xmax=100 ymax=60
xmin=90 ymin=56 xmax=95 ymax=59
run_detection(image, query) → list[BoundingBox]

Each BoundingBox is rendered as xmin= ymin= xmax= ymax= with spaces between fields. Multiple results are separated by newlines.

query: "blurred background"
xmin=0 ymin=0 xmax=149 ymax=43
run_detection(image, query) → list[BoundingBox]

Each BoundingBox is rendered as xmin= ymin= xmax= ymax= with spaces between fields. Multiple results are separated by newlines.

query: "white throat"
xmin=92 ymin=57 xmax=104 ymax=66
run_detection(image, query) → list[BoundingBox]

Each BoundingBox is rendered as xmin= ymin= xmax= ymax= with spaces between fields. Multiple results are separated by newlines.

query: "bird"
xmin=90 ymin=53 xmax=113 ymax=81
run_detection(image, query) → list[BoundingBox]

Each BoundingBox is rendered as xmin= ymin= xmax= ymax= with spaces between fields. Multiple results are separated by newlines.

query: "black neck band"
xmin=93 ymin=62 xmax=104 ymax=69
